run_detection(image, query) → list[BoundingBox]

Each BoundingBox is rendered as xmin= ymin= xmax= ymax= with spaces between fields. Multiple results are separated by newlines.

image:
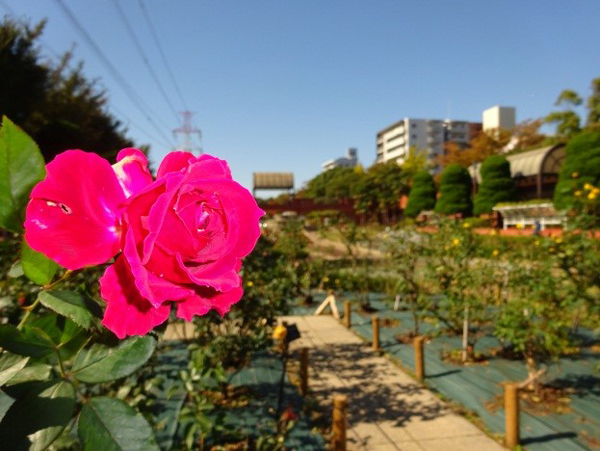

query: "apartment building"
xmin=376 ymin=118 xmax=481 ymax=168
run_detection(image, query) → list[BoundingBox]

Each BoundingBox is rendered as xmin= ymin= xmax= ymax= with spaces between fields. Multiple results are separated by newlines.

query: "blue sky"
xmin=2 ymin=1 xmax=599 ymax=190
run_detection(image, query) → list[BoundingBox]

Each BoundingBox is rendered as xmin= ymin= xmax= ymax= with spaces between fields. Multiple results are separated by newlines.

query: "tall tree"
xmin=545 ymin=89 xmax=582 ymax=139
xmin=553 ymin=130 xmax=600 ymax=209
xmin=0 ymin=18 xmax=133 ymax=162
xmin=434 ymin=164 xmax=472 ymax=217
xmin=473 ymin=155 xmax=516 ymax=215
xmin=586 ymin=78 xmax=600 ymax=128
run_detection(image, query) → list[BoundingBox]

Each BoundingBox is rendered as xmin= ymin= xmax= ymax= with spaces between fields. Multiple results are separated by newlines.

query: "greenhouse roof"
xmin=469 ymin=144 xmax=566 ymax=183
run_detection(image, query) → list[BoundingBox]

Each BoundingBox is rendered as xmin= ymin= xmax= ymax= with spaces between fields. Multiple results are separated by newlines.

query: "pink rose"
xmin=24 ymin=149 xmax=264 ymax=338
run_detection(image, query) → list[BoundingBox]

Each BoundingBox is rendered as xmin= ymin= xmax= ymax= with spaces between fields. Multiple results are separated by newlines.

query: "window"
xmin=412 ymin=134 xmax=417 ymax=139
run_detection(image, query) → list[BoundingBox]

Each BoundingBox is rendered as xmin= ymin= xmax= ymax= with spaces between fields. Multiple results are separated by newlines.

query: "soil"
xmin=381 ymin=318 xmax=401 ymax=328
xmin=485 ymin=384 xmax=573 ymax=416
xmin=441 ymin=349 xmax=489 ymax=366
xmin=396 ymin=332 xmax=418 ymax=344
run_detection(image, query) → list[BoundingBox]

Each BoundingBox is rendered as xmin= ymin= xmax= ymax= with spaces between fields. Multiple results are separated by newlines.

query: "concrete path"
xmin=280 ymin=315 xmax=505 ymax=451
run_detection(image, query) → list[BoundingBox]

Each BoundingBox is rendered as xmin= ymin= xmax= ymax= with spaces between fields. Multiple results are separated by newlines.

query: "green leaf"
xmin=0 ymin=353 xmax=29 ymax=386
xmin=0 ymin=325 xmax=54 ymax=358
xmin=0 ymin=380 xmax=75 ymax=451
xmin=21 ymin=241 xmax=58 ymax=286
xmin=38 ymin=291 xmax=96 ymax=330
xmin=78 ymin=397 xmax=159 ymax=451
xmin=0 ymin=117 xmax=46 ymax=233
xmin=4 ymin=362 xmax=52 ymax=386
xmin=72 ymin=336 xmax=156 ymax=383
xmin=7 ymin=260 xmax=23 ymax=278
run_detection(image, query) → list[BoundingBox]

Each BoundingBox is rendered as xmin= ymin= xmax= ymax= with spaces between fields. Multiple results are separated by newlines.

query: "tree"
xmin=435 ymin=164 xmax=472 ymax=216
xmin=400 ymin=146 xmax=429 ymax=180
xmin=510 ymin=119 xmax=545 ymax=152
xmin=355 ymin=162 xmax=408 ymax=223
xmin=587 ymin=78 xmax=600 ymax=128
xmin=544 ymin=89 xmax=582 ymax=139
xmin=404 ymin=171 xmax=436 ymax=217
xmin=437 ymin=129 xmax=512 ymax=168
xmin=553 ymin=130 xmax=600 ymax=209
xmin=300 ymin=166 xmax=361 ymax=203
xmin=0 ymin=18 xmax=133 ymax=162
xmin=473 ymin=155 xmax=516 ymax=215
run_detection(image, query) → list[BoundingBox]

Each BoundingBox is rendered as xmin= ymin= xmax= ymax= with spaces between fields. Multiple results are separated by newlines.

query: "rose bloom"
xmin=24 ymin=149 xmax=264 ymax=338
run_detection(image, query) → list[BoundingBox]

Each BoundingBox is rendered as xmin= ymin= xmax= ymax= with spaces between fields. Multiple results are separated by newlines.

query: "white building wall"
xmin=483 ymin=106 xmax=516 ymax=131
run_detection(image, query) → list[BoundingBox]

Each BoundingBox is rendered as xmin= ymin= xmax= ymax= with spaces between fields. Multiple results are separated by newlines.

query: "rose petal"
xmin=156 ymin=151 xmax=196 ymax=178
xmin=157 ymin=152 xmax=233 ymax=180
xmin=112 ymin=148 xmax=153 ymax=197
xmin=123 ymin=228 xmax=193 ymax=307
xmin=24 ymin=150 xmax=125 ymax=269
xmin=176 ymin=285 xmax=243 ymax=321
xmin=100 ymin=256 xmax=171 ymax=339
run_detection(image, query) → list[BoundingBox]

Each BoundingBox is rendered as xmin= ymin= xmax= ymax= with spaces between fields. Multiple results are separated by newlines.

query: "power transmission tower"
xmin=173 ymin=111 xmax=203 ymax=154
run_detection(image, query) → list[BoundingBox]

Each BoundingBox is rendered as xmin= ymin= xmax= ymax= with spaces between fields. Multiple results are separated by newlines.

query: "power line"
xmin=53 ymin=0 xmax=175 ymax=148
xmin=1 ymin=1 xmax=172 ymax=149
xmin=138 ymin=0 xmax=188 ymax=111
xmin=110 ymin=0 xmax=180 ymax=122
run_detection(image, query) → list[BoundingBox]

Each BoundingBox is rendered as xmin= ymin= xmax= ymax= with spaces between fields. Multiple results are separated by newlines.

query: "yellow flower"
xmin=516 ymin=223 xmax=524 ymax=230
xmin=452 ymin=238 xmax=460 ymax=246
xmin=554 ymin=237 xmax=563 ymax=244
xmin=273 ymin=325 xmax=287 ymax=341
xmin=593 ymin=188 xmax=600 ymax=195
xmin=492 ymin=249 xmax=499 ymax=257
xmin=574 ymin=190 xmax=582 ymax=197
xmin=588 ymin=192 xmax=597 ymax=200
xmin=462 ymin=222 xmax=471 ymax=229
xmin=335 ymin=279 xmax=340 ymax=285
xmin=490 ymin=229 xmax=498 ymax=236
xmin=571 ymin=172 xmax=579 ymax=178
xmin=534 ymin=240 xmax=540 ymax=246
xmin=549 ymin=247 xmax=555 ymax=253
xmin=584 ymin=183 xmax=593 ymax=191
xmin=323 ymin=277 xmax=330 ymax=283
xmin=246 ymin=281 xmax=254 ymax=287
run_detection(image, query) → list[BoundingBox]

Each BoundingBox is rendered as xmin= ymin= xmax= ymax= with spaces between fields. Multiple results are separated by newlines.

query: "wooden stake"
xmin=344 ymin=301 xmax=351 ymax=328
xmin=372 ymin=315 xmax=380 ymax=351
xmin=414 ymin=336 xmax=425 ymax=383
xmin=332 ymin=394 xmax=348 ymax=451
xmin=504 ymin=383 xmax=519 ymax=449
xmin=299 ymin=347 xmax=308 ymax=396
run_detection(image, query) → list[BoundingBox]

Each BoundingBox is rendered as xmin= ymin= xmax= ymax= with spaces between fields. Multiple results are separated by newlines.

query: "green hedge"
xmin=473 ymin=155 xmax=516 ymax=215
xmin=435 ymin=164 xmax=473 ymax=217
xmin=405 ymin=171 xmax=436 ymax=217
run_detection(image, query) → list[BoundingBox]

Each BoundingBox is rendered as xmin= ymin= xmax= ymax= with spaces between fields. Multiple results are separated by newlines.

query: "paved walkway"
xmin=281 ymin=315 xmax=506 ymax=451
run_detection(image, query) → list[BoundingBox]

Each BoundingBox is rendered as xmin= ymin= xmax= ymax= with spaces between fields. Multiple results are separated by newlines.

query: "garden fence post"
xmin=504 ymin=383 xmax=519 ymax=449
xmin=414 ymin=336 xmax=425 ymax=383
xmin=332 ymin=394 xmax=348 ymax=451
xmin=372 ymin=315 xmax=380 ymax=351
xmin=344 ymin=301 xmax=351 ymax=328
xmin=299 ymin=347 xmax=309 ymax=396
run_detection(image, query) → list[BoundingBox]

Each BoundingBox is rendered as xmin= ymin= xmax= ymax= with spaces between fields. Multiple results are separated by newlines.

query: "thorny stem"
xmin=17 ymin=270 xmax=74 ymax=330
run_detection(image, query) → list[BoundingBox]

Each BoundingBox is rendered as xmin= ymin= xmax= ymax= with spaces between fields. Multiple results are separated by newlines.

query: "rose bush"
xmin=24 ymin=148 xmax=264 ymax=338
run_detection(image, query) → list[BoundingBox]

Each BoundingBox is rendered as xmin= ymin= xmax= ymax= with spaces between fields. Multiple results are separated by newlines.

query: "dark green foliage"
xmin=300 ymin=166 xmax=359 ymax=203
xmin=404 ymin=171 xmax=436 ymax=217
xmin=473 ymin=156 xmax=516 ymax=215
xmin=434 ymin=164 xmax=473 ymax=217
xmin=554 ymin=130 xmax=600 ymax=209
xmin=0 ymin=18 xmax=133 ymax=162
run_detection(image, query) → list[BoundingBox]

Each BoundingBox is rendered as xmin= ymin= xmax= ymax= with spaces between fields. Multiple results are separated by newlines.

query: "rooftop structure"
xmin=483 ymin=106 xmax=516 ymax=132
xmin=322 ymin=148 xmax=358 ymax=172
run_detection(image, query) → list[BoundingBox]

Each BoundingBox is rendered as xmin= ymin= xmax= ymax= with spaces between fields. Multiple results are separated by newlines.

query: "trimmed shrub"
xmin=554 ymin=131 xmax=600 ymax=209
xmin=404 ymin=171 xmax=436 ymax=217
xmin=434 ymin=164 xmax=472 ymax=217
xmin=473 ymin=156 xmax=516 ymax=215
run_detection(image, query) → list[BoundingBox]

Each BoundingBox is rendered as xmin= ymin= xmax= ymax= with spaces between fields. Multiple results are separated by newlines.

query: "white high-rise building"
xmin=483 ymin=106 xmax=516 ymax=131
xmin=376 ymin=118 xmax=481 ymax=169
